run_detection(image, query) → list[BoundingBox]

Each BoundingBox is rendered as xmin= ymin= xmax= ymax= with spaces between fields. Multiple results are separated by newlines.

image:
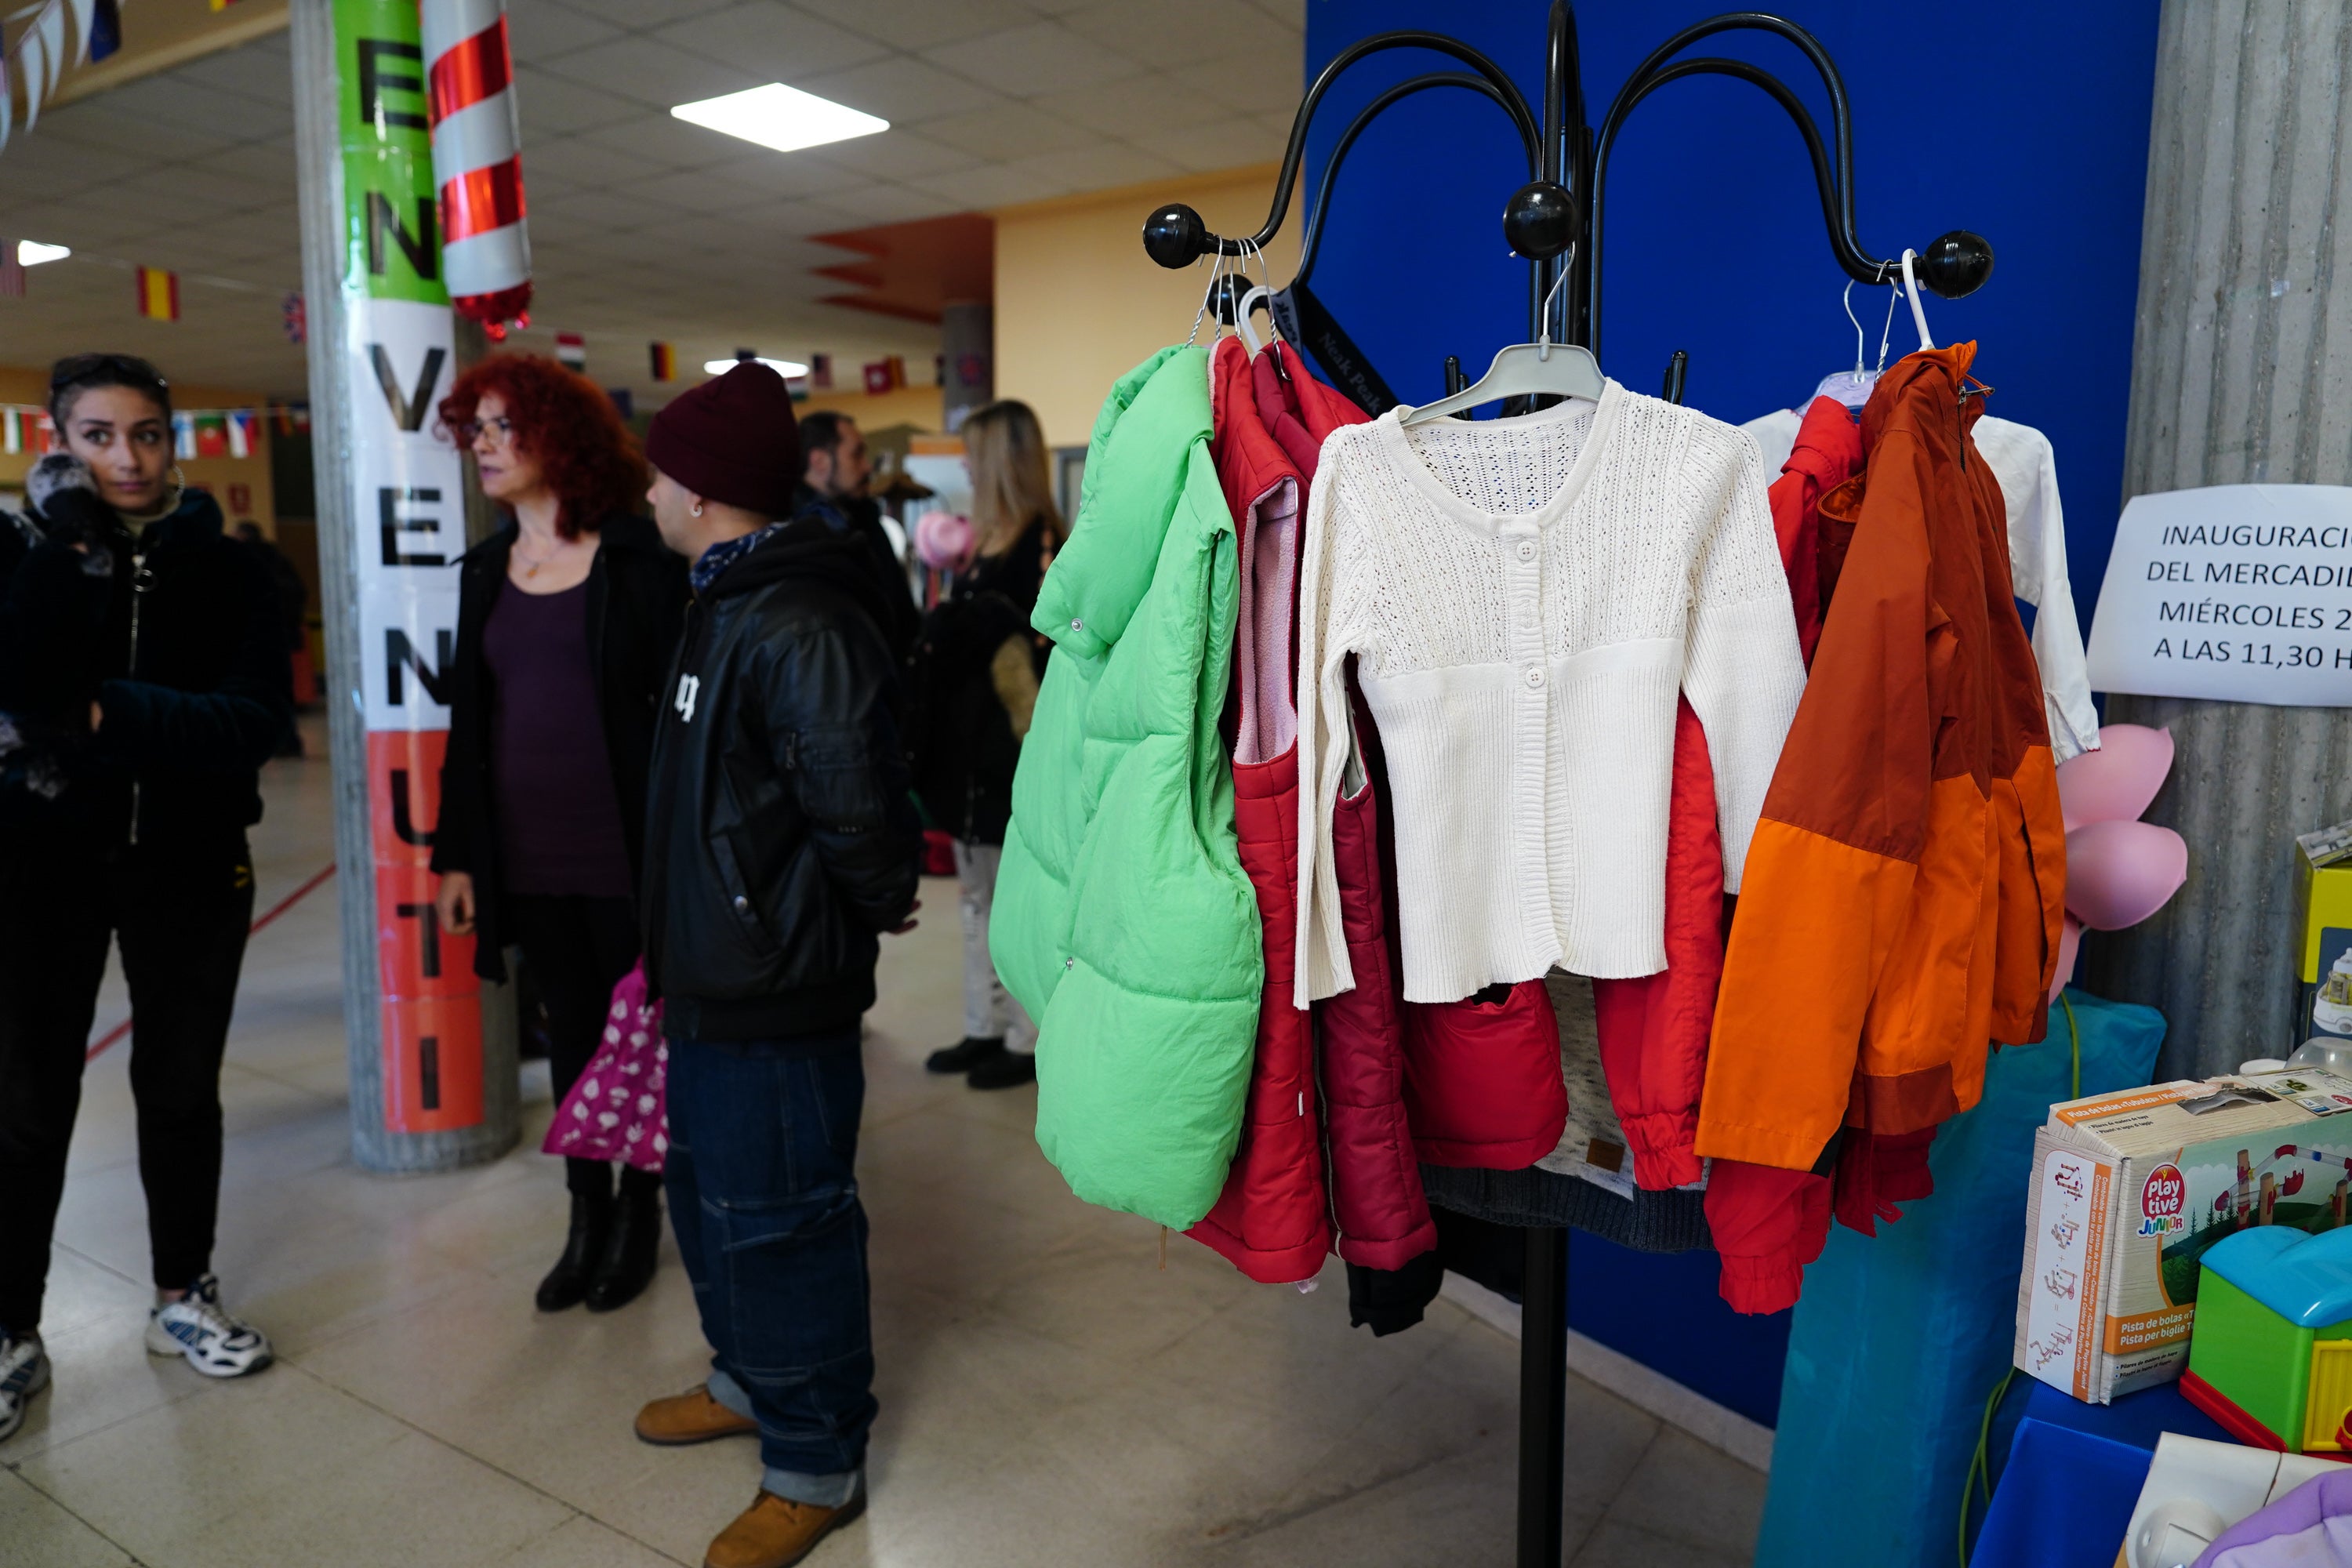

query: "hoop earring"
xmin=168 ymin=464 xmax=187 ymax=488
xmin=690 ymin=502 xmax=703 ymax=517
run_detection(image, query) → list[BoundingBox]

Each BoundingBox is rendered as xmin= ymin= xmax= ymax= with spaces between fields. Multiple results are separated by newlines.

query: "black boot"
xmin=926 ymin=1035 xmax=1005 ymax=1073
xmin=585 ymin=1181 xmax=662 ymax=1312
xmin=536 ymin=1191 xmax=611 ymax=1312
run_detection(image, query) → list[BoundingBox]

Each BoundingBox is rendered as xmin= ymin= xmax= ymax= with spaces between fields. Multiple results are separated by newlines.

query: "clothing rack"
xmin=1138 ymin=7 xmax=1994 ymax=1566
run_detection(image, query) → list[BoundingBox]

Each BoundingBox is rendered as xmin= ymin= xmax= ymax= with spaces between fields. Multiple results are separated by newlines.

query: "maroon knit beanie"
xmin=645 ymin=361 xmax=802 ymax=517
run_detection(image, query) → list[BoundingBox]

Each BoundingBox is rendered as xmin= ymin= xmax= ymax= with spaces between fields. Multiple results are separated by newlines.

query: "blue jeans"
xmin=664 ymin=1032 xmax=873 ymax=1507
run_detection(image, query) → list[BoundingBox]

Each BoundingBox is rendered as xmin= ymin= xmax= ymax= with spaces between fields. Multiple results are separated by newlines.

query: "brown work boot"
xmin=634 ymin=1385 xmax=757 ymax=1446
xmin=703 ymin=1490 xmax=864 ymax=1568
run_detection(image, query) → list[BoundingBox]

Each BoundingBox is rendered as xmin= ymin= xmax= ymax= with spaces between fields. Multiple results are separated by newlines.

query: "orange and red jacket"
xmin=1697 ymin=343 xmax=2067 ymax=1174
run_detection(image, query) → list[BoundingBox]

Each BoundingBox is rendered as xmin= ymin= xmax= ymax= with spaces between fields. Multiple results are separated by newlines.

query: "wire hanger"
xmin=1400 ymin=256 xmax=1604 ymax=426
xmin=1186 ymin=245 xmax=1238 ymax=347
xmin=1810 ymin=275 xmax=1903 ymax=410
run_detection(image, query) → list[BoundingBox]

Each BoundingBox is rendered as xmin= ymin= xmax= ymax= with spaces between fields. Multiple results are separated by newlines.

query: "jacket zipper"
xmin=127 ymin=551 xmax=151 ymax=845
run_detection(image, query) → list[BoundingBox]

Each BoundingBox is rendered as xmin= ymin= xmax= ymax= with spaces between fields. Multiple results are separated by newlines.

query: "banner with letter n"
xmin=336 ymin=0 xmax=482 ymax=1134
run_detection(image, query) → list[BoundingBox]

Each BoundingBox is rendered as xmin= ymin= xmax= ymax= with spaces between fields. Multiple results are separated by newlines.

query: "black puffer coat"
xmin=642 ymin=517 xmax=922 ymax=1044
xmin=0 ymin=483 xmax=289 ymax=846
xmin=430 ymin=513 xmax=687 ymax=982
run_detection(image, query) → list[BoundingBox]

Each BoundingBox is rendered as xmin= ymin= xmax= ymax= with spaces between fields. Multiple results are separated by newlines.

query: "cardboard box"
xmin=2295 ymin=820 xmax=2352 ymax=1052
xmin=2016 ymin=1069 xmax=2352 ymax=1403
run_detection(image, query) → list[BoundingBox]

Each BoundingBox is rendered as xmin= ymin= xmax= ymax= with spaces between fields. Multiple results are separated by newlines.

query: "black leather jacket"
xmin=643 ymin=518 xmax=922 ymax=1043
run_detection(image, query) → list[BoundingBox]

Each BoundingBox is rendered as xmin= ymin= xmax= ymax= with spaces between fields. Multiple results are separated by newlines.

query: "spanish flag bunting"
xmin=136 ymin=267 xmax=180 ymax=321
xmin=648 ymin=342 xmax=675 ymax=382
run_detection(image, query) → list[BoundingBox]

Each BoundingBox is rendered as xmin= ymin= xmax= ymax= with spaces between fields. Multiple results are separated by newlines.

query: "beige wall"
xmin=797 ymin=383 xmax=943 ymax=432
xmin=994 ymin=165 xmax=1296 ymax=448
xmin=0 ymin=364 xmax=276 ymax=533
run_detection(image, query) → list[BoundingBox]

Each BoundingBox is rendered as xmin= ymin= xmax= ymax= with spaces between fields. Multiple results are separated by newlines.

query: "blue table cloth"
xmin=1973 ymin=1381 xmax=2235 ymax=1568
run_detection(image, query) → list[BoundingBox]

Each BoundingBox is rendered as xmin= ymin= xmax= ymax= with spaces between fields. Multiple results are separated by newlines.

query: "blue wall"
xmin=1298 ymin=1 xmax=2161 ymax=1424
xmin=1299 ymin=0 xmax=2160 ymax=646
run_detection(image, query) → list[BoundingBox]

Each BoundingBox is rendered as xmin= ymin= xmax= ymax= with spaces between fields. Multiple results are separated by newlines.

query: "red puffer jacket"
xmin=1189 ymin=338 xmax=1434 ymax=1280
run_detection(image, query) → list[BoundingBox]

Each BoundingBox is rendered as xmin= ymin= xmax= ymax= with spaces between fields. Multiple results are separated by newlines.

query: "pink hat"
xmin=914 ymin=510 xmax=975 ymax=572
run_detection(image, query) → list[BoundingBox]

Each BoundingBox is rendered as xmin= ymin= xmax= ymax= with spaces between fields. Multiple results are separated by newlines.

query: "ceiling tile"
xmin=790 ymin=0 xmax=1034 ymax=49
xmin=118 ymin=164 xmax=284 ymax=212
xmin=1058 ymin=0 xmax=1291 ymax=69
xmin=527 ymin=134 xmax=677 ymax=188
xmin=924 ymin=21 xmax=1141 ymax=97
xmin=812 ymin=129 xmax=982 ymax=180
xmin=655 ymin=3 xmax=888 ymax=80
xmin=534 ymin=187 xmax=684 ymax=234
xmin=792 ymin=56 xmax=1004 ymax=124
xmin=201 ymin=140 xmax=299 ymax=185
xmin=706 ymin=150 xmax=872 ymax=198
xmin=1033 ymin=71 xmax=1225 ymax=137
xmin=539 ymin=37 xmax=764 ymax=113
xmin=574 ymin=111 xmax=748 ymax=171
xmin=0 ymin=134 xmax=146 ymax=190
xmin=912 ymin=101 xmax=1097 ymax=161
xmin=1006 ymin=141 xmax=1181 ymax=192
xmin=1171 ymin=48 xmax=1299 ymax=116
xmin=506 ymin=2 xmax=622 ymax=65
xmin=607 ymin=169 xmax=768 ymax=215
xmin=97 ymin=76 xmax=271 ymax=138
xmin=1247 ymin=0 xmax=1305 ymax=25
xmin=34 ymin=102 xmax=238 ymax=161
xmin=906 ymin=161 xmax=1069 ymax=209
xmin=514 ymin=66 xmax=637 ymax=135
xmin=171 ymin=35 xmax=296 ymax=109
xmin=815 ymin=182 xmax=962 ymax=223
xmin=1124 ymin=116 xmax=1285 ymax=174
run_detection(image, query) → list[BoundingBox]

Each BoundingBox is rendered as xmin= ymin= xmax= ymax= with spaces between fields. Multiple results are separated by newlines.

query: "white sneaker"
xmin=145 ymin=1275 xmax=272 ymax=1377
xmin=0 ymin=1330 xmax=49 ymax=1442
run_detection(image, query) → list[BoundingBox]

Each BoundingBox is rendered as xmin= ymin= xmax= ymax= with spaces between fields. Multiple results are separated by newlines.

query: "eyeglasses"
xmin=452 ymin=415 xmax=515 ymax=445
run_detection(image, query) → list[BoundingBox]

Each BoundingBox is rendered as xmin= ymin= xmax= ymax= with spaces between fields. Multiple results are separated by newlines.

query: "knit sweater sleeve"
xmin=1680 ymin=428 xmax=1806 ymax=893
xmin=1294 ymin=441 xmax=1359 ymax=1008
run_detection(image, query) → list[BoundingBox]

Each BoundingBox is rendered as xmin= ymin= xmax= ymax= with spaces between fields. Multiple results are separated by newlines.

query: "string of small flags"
xmin=2 ymin=402 xmax=310 ymax=457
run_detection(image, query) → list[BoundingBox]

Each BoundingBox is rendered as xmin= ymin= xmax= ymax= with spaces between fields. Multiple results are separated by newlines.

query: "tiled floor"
xmin=1 ymin=717 xmax=1765 ymax=1567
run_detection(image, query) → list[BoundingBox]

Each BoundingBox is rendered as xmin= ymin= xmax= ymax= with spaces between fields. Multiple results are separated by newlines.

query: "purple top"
xmin=482 ymin=579 xmax=633 ymax=898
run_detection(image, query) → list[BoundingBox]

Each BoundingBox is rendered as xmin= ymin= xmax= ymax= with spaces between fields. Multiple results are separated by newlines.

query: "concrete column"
xmin=941 ymin=301 xmax=994 ymax=432
xmin=290 ymin=0 xmax=517 ymax=1170
xmin=2084 ymin=0 xmax=2352 ymax=1076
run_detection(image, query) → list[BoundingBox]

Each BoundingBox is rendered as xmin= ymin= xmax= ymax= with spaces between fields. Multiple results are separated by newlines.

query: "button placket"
xmin=1501 ymin=521 xmax=1554 ymax=940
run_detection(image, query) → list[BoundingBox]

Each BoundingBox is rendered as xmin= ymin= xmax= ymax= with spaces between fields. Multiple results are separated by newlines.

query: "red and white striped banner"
xmin=419 ymin=0 xmax=531 ymax=334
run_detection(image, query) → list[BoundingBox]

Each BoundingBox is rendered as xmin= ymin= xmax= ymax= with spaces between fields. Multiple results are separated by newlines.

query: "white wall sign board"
xmin=2087 ymin=484 xmax=2352 ymax=706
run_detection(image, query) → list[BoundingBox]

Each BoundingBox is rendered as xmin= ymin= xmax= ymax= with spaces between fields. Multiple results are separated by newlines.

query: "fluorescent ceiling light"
xmin=705 ymin=357 xmax=809 ymax=378
xmin=17 ymin=241 xmax=70 ymax=266
xmin=671 ymin=83 xmax=887 ymax=154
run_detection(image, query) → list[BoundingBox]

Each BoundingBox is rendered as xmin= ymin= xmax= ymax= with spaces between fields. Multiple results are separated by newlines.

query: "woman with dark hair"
xmin=918 ymin=398 xmax=1065 ymax=1091
xmin=0 ymin=354 xmax=292 ymax=1443
xmin=430 ymin=354 xmax=684 ymax=1314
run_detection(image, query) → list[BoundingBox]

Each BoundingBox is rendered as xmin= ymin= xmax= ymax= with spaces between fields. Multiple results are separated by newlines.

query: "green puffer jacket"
xmin=990 ymin=345 xmax=1261 ymax=1229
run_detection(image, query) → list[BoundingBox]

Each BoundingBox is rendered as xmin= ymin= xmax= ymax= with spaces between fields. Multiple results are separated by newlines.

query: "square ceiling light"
xmin=671 ymin=84 xmax=888 ymax=154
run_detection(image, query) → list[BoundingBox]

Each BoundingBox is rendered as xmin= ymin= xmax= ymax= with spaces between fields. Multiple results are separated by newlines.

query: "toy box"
xmin=2296 ymin=820 xmax=2352 ymax=1052
xmin=2180 ymin=1225 xmax=2352 ymax=1452
xmin=2016 ymin=1069 xmax=2352 ymax=1403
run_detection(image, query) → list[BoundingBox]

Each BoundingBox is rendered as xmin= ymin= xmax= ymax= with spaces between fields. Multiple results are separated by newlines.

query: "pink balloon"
xmin=913 ymin=510 xmax=975 ymax=573
xmin=2064 ymin=818 xmax=2187 ymax=930
xmin=2050 ymin=913 xmax=2083 ymax=1001
xmin=2056 ymin=724 xmax=2175 ymax=831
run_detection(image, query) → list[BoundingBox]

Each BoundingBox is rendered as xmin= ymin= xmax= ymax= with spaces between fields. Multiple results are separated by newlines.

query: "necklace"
xmin=514 ymin=535 xmax=560 ymax=579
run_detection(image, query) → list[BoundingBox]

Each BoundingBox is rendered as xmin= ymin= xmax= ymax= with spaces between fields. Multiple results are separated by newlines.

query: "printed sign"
xmin=2024 ymin=1147 xmax=2112 ymax=1400
xmin=337 ymin=0 xmax=481 ymax=1134
xmin=2086 ymin=484 xmax=2352 ymax=706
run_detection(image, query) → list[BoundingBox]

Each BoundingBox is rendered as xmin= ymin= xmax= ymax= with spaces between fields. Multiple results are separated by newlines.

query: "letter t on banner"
xmin=289 ymin=0 xmax=517 ymax=1171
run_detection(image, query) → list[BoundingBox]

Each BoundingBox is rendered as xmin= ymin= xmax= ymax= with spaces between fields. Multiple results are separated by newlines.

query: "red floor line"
xmin=85 ymin=861 xmax=339 ymax=1062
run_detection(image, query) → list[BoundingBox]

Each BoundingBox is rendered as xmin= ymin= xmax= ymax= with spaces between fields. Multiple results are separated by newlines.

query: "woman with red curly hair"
xmin=429 ymin=354 xmax=685 ymax=1315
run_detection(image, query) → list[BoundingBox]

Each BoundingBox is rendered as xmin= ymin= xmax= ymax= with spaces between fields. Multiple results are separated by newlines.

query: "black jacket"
xmin=792 ymin=483 xmax=920 ymax=657
xmin=431 ymin=514 xmax=687 ymax=982
xmin=643 ymin=518 xmax=923 ymax=1043
xmin=0 ymin=488 xmax=289 ymax=846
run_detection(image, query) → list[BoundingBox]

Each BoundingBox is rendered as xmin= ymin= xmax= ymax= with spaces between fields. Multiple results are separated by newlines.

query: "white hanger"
xmin=1400 ymin=260 xmax=1604 ymax=426
xmin=1236 ymin=285 xmax=1276 ymax=355
xmin=1899 ymin=246 xmax=1935 ymax=350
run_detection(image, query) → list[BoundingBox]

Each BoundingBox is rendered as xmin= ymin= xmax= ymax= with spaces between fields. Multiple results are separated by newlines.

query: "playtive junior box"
xmin=2295 ymin=820 xmax=2352 ymax=1052
xmin=2016 ymin=1069 xmax=2352 ymax=1403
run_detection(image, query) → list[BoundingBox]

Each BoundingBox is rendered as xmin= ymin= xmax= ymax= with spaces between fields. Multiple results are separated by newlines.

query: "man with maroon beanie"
xmin=627 ymin=362 xmax=920 ymax=1568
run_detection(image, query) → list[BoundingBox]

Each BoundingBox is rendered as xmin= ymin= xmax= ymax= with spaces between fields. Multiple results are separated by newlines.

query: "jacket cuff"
xmin=1620 ymin=1110 xmax=1704 ymax=1191
xmin=1717 ymin=1253 xmax=1804 ymax=1316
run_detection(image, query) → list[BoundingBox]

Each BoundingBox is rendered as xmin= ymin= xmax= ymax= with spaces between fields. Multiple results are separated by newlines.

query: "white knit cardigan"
xmin=1296 ymin=382 xmax=1806 ymax=1007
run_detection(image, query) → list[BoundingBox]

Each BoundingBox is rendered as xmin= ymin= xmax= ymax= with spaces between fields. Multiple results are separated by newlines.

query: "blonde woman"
xmin=918 ymin=400 xmax=1065 ymax=1090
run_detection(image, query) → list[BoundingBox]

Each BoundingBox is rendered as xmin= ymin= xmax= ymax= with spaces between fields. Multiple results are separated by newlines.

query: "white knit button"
xmin=1515 ymin=539 xmax=1537 ymax=562
xmin=1525 ymin=666 xmax=1544 ymax=688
